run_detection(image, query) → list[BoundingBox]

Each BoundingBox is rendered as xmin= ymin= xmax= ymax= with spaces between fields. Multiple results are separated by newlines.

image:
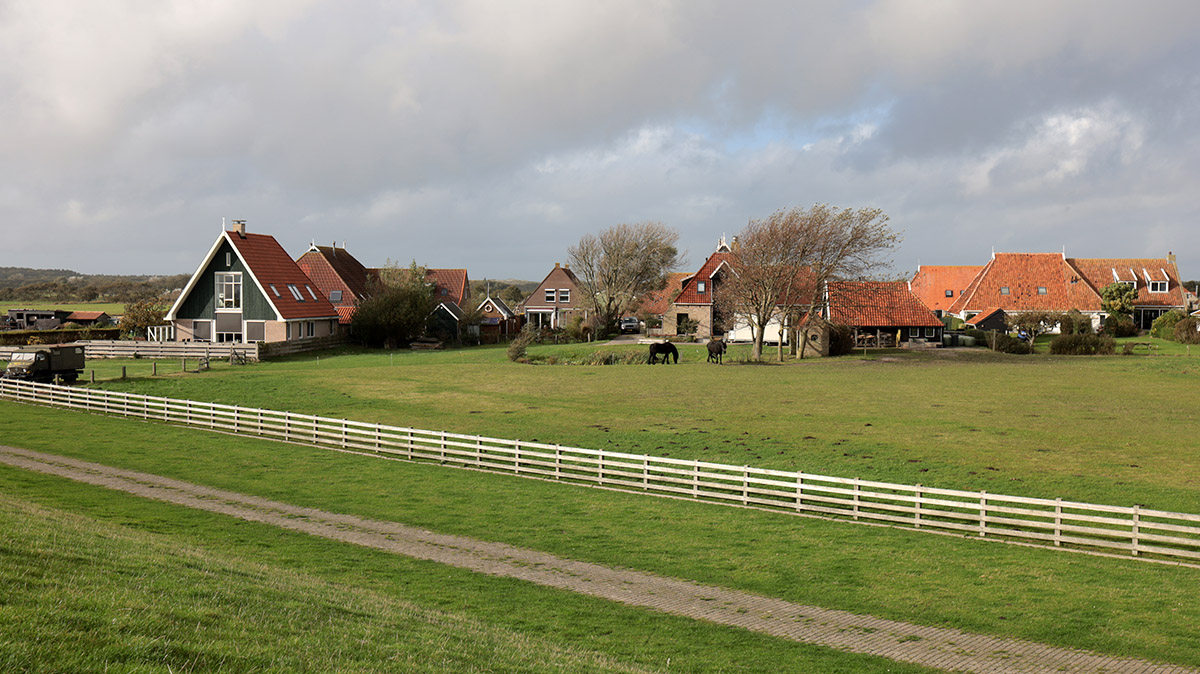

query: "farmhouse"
xmin=908 ymin=265 xmax=983 ymax=316
xmin=826 ymin=281 xmax=943 ymax=347
xmin=522 ymin=263 xmax=587 ymax=329
xmin=296 ymin=242 xmax=371 ymax=326
xmin=166 ymin=221 xmax=339 ymax=343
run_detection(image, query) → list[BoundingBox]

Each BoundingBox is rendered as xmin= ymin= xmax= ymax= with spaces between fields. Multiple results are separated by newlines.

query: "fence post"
xmin=120 ymin=366 xmax=126 ymax=380
xmin=598 ymin=452 xmax=604 ymax=484
xmin=152 ymin=362 xmax=157 ymax=376
xmin=1054 ymin=498 xmax=1062 ymax=546
xmin=283 ymin=411 xmax=290 ymax=442
xmin=1132 ymin=505 xmax=1141 ymax=556
xmin=477 ymin=436 xmax=483 ymax=469
xmin=555 ymin=444 xmax=562 ymax=479
xmin=796 ymin=475 xmax=804 ymax=512
xmin=90 ymin=370 xmax=95 ymax=383
xmin=406 ymin=429 xmax=413 ymax=460
xmin=853 ymin=478 xmax=860 ymax=520
xmin=915 ymin=484 xmax=922 ymax=528
xmin=642 ymin=457 xmax=648 ymax=491
xmin=181 ymin=357 xmax=186 ymax=372
xmin=512 ymin=440 xmax=520 ymax=473
xmin=980 ymin=492 xmax=988 ymax=537
xmin=692 ymin=462 xmax=700 ymax=498
xmin=440 ymin=432 xmax=446 ymax=463
xmin=742 ymin=466 xmax=749 ymax=505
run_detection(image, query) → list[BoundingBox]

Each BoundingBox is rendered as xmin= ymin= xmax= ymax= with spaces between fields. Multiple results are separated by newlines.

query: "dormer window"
xmin=1150 ymin=281 xmax=1168 ymax=293
xmin=697 ymin=281 xmax=706 ymax=294
xmin=1000 ymin=286 xmax=1010 ymax=295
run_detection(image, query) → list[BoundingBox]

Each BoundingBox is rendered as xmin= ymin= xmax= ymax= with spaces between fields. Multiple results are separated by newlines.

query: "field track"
xmin=3 ymin=443 xmax=1194 ymax=674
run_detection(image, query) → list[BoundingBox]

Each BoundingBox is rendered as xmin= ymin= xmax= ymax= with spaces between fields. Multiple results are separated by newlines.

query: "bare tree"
xmin=568 ymin=222 xmax=681 ymax=336
xmin=719 ymin=205 xmax=899 ymax=361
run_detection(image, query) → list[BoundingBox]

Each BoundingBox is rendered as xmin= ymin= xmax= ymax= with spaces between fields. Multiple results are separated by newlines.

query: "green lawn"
xmin=78 ymin=342 xmax=1200 ymax=512
xmin=0 ymin=300 xmax=126 ymax=315
xmin=2 ymin=400 xmax=1199 ymax=670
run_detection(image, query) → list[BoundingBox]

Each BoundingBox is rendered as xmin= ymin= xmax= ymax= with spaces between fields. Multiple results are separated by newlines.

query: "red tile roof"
xmin=426 ymin=269 xmax=469 ymax=305
xmin=639 ymin=272 xmax=692 ymax=315
xmin=226 ymin=232 xmax=339 ymax=320
xmin=826 ymin=281 xmax=943 ymax=328
xmin=909 ymin=266 xmax=983 ymax=312
xmin=948 ymin=253 xmax=1100 ymax=314
xmin=296 ymin=245 xmax=371 ymax=307
xmin=1067 ymin=257 xmax=1185 ymax=308
xmin=674 ymin=252 xmax=731 ymax=305
xmin=335 ymin=306 xmax=357 ymax=325
xmin=64 ymin=311 xmax=108 ymax=321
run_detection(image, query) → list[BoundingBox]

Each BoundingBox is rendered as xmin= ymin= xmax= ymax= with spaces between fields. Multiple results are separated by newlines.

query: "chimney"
xmin=731 ymin=236 xmax=740 ymax=252
xmin=1168 ymin=251 xmax=1177 ymax=265
xmin=231 ymin=219 xmax=247 ymax=235
xmin=554 ymin=262 xmax=560 ymax=268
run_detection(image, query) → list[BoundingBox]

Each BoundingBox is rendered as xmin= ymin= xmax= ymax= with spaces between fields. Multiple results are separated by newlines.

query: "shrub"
xmin=992 ymin=333 xmax=1032 ymax=354
xmin=1173 ymin=317 xmax=1200 ymax=344
xmin=677 ymin=316 xmax=697 ymax=335
xmin=1049 ymin=333 xmax=1116 ymax=355
xmin=828 ymin=324 xmax=856 ymax=356
xmin=1150 ymin=310 xmax=1186 ymax=340
xmin=507 ymin=325 xmax=537 ymax=362
xmin=564 ymin=315 xmax=587 ymax=342
xmin=1102 ymin=315 xmax=1138 ymax=338
xmin=940 ymin=315 xmax=964 ymax=330
xmin=1059 ymin=309 xmax=1093 ymax=335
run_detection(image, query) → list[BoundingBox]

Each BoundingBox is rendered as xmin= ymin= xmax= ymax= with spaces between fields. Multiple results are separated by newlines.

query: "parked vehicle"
xmin=620 ymin=317 xmax=641 ymax=334
xmin=2 ymin=345 xmax=85 ymax=383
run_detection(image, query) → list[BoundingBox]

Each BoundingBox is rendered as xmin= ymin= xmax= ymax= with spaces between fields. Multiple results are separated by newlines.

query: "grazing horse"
xmin=648 ymin=341 xmax=678 ymax=364
xmin=706 ymin=338 xmax=726 ymax=364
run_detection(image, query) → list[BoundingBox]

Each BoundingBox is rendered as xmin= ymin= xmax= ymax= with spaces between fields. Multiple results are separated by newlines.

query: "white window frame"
xmin=925 ymin=327 xmax=936 ymax=338
xmin=697 ymin=281 xmax=706 ymax=294
xmin=215 ymin=272 xmax=242 ymax=310
xmin=1037 ymin=286 xmax=1047 ymax=295
xmin=909 ymin=327 xmax=920 ymax=338
xmin=1149 ymin=281 xmax=1168 ymax=293
xmin=558 ymin=289 xmax=570 ymax=303
xmin=545 ymin=289 xmax=556 ymax=303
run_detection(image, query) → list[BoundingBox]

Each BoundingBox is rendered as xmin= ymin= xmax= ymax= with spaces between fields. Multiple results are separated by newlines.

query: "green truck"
xmin=2 ymin=345 xmax=85 ymax=383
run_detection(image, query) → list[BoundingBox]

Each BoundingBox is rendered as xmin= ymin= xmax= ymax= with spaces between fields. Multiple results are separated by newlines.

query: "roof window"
xmin=287 ymin=284 xmax=304 ymax=301
xmin=697 ymin=281 xmax=706 ymax=294
xmin=306 ymin=285 xmax=318 ymax=301
xmin=1037 ymin=286 xmax=1047 ymax=295
xmin=1000 ymin=286 xmax=1010 ymax=295
xmin=944 ymin=290 xmax=953 ymax=297
xmin=329 ymin=290 xmax=342 ymax=303
xmin=269 ymin=284 xmax=281 ymax=298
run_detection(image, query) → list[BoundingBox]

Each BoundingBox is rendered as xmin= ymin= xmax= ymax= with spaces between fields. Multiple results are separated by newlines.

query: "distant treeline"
xmin=0 ymin=267 xmax=188 ymax=304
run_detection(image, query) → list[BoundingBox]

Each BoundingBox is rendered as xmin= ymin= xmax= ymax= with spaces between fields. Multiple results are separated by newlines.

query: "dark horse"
xmin=648 ymin=341 xmax=678 ymax=364
xmin=706 ymin=338 xmax=726 ymax=364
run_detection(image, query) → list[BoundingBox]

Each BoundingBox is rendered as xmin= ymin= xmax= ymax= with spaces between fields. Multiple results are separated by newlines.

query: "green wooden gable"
xmin=175 ymin=239 xmax=276 ymax=321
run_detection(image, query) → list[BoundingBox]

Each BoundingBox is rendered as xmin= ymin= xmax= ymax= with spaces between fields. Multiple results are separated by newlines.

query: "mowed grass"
xmin=83 ymin=342 xmax=1200 ymax=512
xmin=2 ymin=401 xmax=1199 ymax=669
xmin=0 ymin=300 xmax=126 ymax=315
xmin=0 ymin=456 xmax=936 ymax=674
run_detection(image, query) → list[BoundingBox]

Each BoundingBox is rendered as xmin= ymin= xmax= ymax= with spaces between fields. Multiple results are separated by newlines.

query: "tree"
xmin=717 ymin=205 xmax=899 ymax=361
xmin=119 ymin=298 xmax=168 ymax=339
xmin=1100 ymin=282 xmax=1137 ymax=318
xmin=352 ymin=261 xmax=436 ymax=348
xmin=1008 ymin=311 xmax=1062 ymax=350
xmin=568 ymin=222 xmax=681 ymax=337
xmin=500 ymin=284 xmax=526 ymax=307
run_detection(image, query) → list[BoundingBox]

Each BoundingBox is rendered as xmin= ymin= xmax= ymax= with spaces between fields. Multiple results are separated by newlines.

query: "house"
xmin=427 ymin=269 xmax=470 ymax=306
xmin=826 ymin=281 xmax=944 ymax=346
xmin=964 ymin=307 xmax=1006 ymax=331
xmin=296 ymin=242 xmax=371 ymax=326
xmin=521 ymin=263 xmax=587 ymax=329
xmin=637 ymin=272 xmax=692 ymax=329
xmin=663 ymin=238 xmax=733 ymax=338
xmin=909 ymin=265 xmax=983 ymax=316
xmin=165 ymin=221 xmax=339 ymax=343
xmin=947 ymin=251 xmax=1186 ymax=331
xmin=476 ymin=294 xmax=519 ymax=341
xmin=64 ymin=311 xmax=112 ymax=327
xmin=428 ymin=301 xmax=467 ymax=344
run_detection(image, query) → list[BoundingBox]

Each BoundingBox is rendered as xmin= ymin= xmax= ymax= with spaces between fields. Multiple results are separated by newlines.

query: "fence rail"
xmin=74 ymin=340 xmax=260 ymax=361
xmin=3 ymin=378 xmax=1197 ymax=565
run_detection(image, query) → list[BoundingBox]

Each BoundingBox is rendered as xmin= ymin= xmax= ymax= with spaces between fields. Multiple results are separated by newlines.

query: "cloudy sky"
xmin=3 ymin=1 xmax=1198 ymax=280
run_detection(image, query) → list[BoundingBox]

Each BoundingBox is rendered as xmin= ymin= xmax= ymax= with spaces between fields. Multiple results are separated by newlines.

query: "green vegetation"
xmin=2 ymin=401 xmax=1199 ymax=670
xmin=0 ymin=300 xmax=127 ymax=315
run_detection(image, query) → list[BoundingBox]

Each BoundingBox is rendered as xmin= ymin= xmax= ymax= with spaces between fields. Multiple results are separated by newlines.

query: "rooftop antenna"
xmin=222 ymin=216 xmax=226 ymax=232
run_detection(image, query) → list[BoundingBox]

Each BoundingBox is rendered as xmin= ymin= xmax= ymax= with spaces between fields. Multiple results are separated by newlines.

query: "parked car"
xmin=620 ymin=317 xmax=640 ymax=334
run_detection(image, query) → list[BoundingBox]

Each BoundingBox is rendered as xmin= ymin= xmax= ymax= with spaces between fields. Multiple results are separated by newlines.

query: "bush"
xmin=1049 ymin=333 xmax=1115 ymax=355
xmin=677 ymin=316 xmax=697 ymax=335
xmin=1173 ymin=317 xmax=1200 ymax=344
xmin=940 ymin=315 xmax=964 ymax=330
xmin=1101 ymin=314 xmax=1138 ymax=337
xmin=992 ymin=333 xmax=1032 ymax=354
xmin=564 ymin=315 xmax=587 ymax=342
xmin=828 ymin=324 xmax=855 ymax=356
xmin=1150 ymin=310 xmax=1186 ymax=340
xmin=1059 ymin=309 xmax=1093 ymax=335
xmin=507 ymin=325 xmax=537 ymax=362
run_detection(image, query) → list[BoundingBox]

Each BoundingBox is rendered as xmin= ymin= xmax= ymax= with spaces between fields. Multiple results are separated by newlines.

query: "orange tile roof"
xmin=65 ymin=311 xmax=108 ymax=321
xmin=639 ymin=272 xmax=692 ymax=315
xmin=965 ymin=307 xmax=1004 ymax=326
xmin=1066 ymin=257 xmax=1185 ymax=308
xmin=226 ymin=232 xmax=339 ymax=320
xmin=948 ymin=253 xmax=1100 ymax=314
xmin=826 ymin=281 xmax=943 ymax=328
xmin=335 ymin=306 xmax=356 ymax=325
xmin=674 ymin=252 xmax=731 ymax=305
xmin=909 ymin=266 xmax=983 ymax=312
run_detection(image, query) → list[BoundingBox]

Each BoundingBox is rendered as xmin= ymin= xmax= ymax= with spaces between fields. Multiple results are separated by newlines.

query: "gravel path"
xmin=2 ymin=444 xmax=1193 ymax=674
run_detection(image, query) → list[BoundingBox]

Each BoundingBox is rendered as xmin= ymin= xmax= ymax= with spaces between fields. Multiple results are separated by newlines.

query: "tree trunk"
xmin=778 ymin=324 xmax=785 ymax=362
xmin=752 ymin=324 xmax=764 ymax=360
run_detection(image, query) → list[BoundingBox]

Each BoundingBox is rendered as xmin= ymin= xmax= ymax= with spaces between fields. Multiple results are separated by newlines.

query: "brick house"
xmin=663 ymin=239 xmax=733 ymax=339
xmin=521 ymin=263 xmax=587 ymax=329
xmin=476 ymin=294 xmax=519 ymax=340
xmin=166 ymin=221 xmax=339 ymax=343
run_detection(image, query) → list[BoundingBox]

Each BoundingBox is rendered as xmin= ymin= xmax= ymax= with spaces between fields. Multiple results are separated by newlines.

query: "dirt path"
xmin=2 ymin=444 xmax=1193 ymax=674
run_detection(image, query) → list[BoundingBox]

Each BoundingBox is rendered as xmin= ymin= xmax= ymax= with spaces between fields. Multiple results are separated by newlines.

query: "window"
xmin=286 ymin=323 xmax=291 ymax=340
xmin=1037 ymin=286 xmax=1047 ymax=295
xmin=1000 ymin=286 xmax=1010 ymax=295
xmin=925 ymin=327 xmax=937 ymax=338
xmin=329 ymin=290 xmax=342 ymax=303
xmin=225 ymin=252 xmax=231 ymax=267
xmin=215 ymin=272 xmax=242 ymax=309
xmin=484 ymin=303 xmax=492 ymax=312
xmin=909 ymin=327 xmax=920 ymax=337
xmin=697 ymin=281 xmax=706 ymax=294
xmin=306 ymin=285 xmax=318 ymax=301
xmin=287 ymin=284 xmax=304 ymax=301
xmin=558 ymin=289 xmax=569 ymax=303
xmin=1150 ymin=281 xmax=1168 ymax=293
xmin=307 ymin=321 xmax=315 ymax=337
xmin=945 ymin=290 xmax=953 ymax=297
xmin=545 ymin=289 xmax=556 ymax=303
xmin=269 ymin=284 xmax=281 ymax=298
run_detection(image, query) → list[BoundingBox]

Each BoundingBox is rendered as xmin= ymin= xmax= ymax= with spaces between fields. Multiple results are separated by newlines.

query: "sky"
xmin=2 ymin=1 xmax=1198 ymax=281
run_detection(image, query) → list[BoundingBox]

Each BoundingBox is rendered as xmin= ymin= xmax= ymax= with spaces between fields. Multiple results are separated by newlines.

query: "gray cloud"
xmin=1 ymin=0 xmax=1198 ymax=280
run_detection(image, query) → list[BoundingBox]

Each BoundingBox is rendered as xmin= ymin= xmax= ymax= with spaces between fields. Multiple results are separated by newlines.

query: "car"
xmin=620 ymin=317 xmax=641 ymax=334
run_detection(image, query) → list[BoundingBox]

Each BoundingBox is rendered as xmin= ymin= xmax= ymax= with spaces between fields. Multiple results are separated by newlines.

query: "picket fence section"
xmin=3 ymin=378 xmax=1198 ymax=565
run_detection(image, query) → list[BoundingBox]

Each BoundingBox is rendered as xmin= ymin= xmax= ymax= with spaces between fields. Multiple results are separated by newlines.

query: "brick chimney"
xmin=231 ymin=219 xmax=247 ymax=235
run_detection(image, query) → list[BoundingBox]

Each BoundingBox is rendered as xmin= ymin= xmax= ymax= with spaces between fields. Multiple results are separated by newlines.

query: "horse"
xmin=706 ymin=338 xmax=726 ymax=364
xmin=648 ymin=341 xmax=678 ymax=364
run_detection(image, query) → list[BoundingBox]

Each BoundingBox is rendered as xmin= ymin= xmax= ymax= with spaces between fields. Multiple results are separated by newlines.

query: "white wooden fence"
xmin=3 ymin=378 xmax=1198 ymax=565
xmin=73 ymin=340 xmax=259 ymax=361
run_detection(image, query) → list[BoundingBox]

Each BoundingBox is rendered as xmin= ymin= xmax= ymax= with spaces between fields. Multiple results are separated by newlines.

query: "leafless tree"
xmin=568 ymin=222 xmax=681 ymax=336
xmin=719 ymin=205 xmax=899 ymax=361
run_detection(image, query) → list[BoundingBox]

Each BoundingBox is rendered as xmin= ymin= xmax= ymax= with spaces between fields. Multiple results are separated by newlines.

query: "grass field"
xmin=78 ymin=341 xmax=1200 ymax=512
xmin=0 ymin=300 xmax=126 ymax=315
xmin=4 ymin=342 xmax=1199 ymax=671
